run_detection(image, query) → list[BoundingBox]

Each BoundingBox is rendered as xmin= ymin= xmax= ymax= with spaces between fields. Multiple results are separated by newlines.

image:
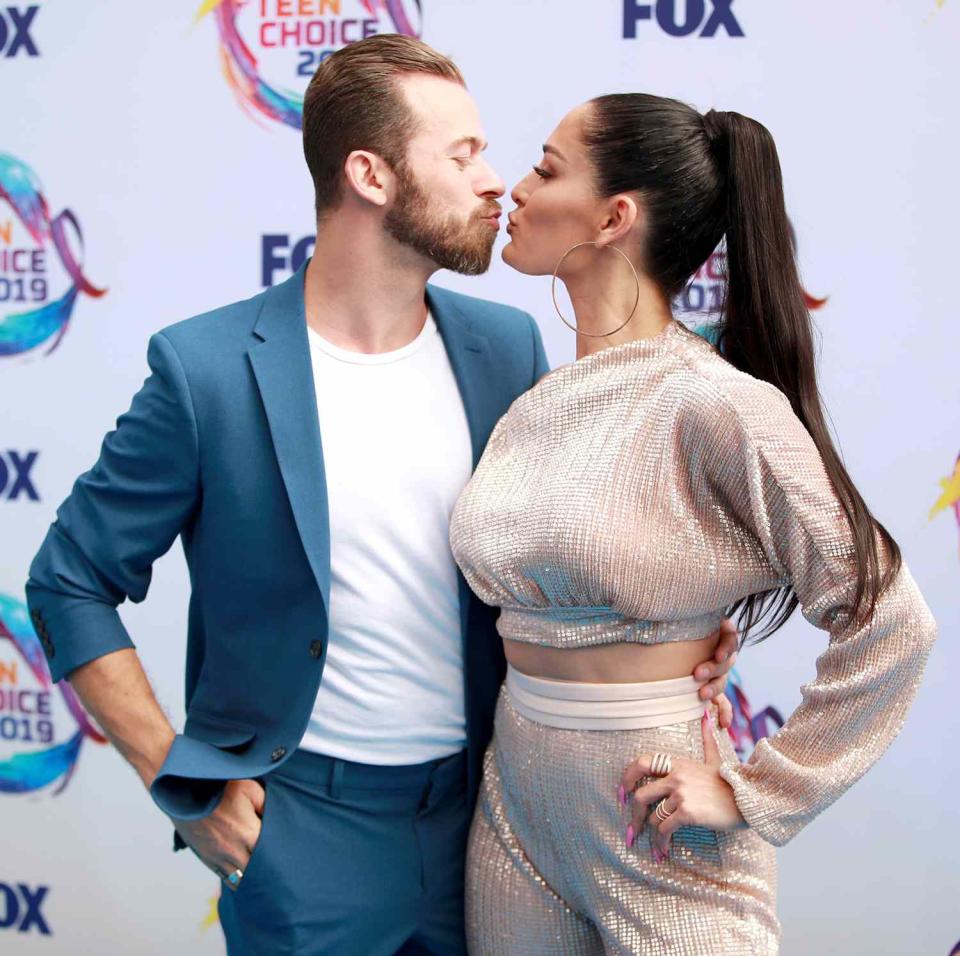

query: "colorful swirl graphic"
xmin=0 ymin=153 xmax=106 ymax=358
xmin=930 ymin=452 xmax=960 ymax=560
xmin=0 ymin=593 xmax=107 ymax=794
xmin=195 ymin=0 xmax=422 ymax=131
xmin=726 ymin=669 xmax=785 ymax=759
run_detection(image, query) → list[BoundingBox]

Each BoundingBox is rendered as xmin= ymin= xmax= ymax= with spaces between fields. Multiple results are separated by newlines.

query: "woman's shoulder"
xmin=671 ymin=324 xmax=798 ymax=444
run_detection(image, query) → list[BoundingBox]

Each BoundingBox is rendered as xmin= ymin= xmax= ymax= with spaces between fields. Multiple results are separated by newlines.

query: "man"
xmin=26 ymin=35 xmax=736 ymax=956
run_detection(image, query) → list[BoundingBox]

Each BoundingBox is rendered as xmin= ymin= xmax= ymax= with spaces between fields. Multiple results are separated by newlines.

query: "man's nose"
xmin=476 ymin=158 xmax=505 ymax=199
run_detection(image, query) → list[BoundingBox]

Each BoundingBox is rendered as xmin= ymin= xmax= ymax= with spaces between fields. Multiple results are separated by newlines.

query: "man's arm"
xmin=26 ymin=331 xmax=261 ymax=885
xmin=69 ymin=648 xmax=263 ymax=885
xmin=69 ymin=648 xmax=175 ymax=787
xmin=26 ymin=332 xmax=200 ymax=680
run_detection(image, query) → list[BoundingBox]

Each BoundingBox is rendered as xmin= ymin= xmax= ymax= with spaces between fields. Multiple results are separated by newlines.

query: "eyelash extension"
xmin=533 ymin=166 xmax=551 ymax=179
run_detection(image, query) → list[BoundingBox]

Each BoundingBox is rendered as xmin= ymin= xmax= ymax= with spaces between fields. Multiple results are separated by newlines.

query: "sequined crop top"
xmin=450 ymin=319 xmax=936 ymax=845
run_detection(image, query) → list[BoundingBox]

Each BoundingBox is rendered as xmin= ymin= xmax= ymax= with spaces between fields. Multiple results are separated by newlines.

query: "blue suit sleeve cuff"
xmin=25 ymin=586 xmax=135 ymax=684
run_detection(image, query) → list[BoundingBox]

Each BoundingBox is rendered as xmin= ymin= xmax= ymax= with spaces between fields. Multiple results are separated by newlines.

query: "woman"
xmin=449 ymin=94 xmax=937 ymax=955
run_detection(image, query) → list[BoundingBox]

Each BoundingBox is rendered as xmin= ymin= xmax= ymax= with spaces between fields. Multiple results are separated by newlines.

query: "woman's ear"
xmin=343 ymin=150 xmax=394 ymax=208
xmin=597 ymin=194 xmax=640 ymax=246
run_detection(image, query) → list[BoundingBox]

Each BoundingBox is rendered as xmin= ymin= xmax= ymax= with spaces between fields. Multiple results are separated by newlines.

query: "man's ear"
xmin=596 ymin=194 xmax=640 ymax=247
xmin=343 ymin=150 xmax=394 ymax=208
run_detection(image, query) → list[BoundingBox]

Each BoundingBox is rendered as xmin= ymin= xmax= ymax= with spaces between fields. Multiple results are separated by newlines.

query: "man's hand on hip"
xmin=692 ymin=617 xmax=740 ymax=730
xmin=173 ymin=779 xmax=266 ymax=891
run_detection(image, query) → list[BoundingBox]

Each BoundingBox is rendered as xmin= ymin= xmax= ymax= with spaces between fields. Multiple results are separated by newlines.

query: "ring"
xmin=650 ymin=753 xmax=672 ymax=777
xmin=655 ymin=800 xmax=673 ymax=822
xmin=226 ymin=869 xmax=243 ymax=888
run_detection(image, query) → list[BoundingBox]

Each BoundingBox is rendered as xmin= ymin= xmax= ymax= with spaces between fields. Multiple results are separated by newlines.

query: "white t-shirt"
xmin=298 ymin=312 xmax=474 ymax=765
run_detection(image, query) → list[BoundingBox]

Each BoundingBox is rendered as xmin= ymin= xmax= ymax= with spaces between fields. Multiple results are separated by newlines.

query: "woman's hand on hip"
xmin=618 ymin=709 xmax=745 ymax=860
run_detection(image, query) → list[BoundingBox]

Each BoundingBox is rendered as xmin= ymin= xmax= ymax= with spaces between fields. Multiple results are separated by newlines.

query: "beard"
xmin=384 ymin=163 xmax=498 ymax=276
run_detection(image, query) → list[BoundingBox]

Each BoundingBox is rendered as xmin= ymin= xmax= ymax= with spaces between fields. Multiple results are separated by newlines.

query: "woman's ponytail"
xmin=707 ymin=109 xmax=901 ymax=638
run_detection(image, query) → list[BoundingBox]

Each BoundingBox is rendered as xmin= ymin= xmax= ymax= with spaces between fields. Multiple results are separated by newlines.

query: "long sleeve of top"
xmin=696 ymin=377 xmax=936 ymax=846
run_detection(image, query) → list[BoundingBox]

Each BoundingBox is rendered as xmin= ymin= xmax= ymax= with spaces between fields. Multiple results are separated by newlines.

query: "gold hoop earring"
xmin=551 ymin=241 xmax=641 ymax=338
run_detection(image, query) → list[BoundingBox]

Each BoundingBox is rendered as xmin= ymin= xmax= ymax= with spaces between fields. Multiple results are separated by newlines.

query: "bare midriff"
xmin=503 ymin=631 xmax=722 ymax=684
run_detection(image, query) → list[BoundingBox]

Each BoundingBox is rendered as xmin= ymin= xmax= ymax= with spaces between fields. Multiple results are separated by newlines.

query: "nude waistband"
xmin=505 ymin=665 xmax=706 ymax=731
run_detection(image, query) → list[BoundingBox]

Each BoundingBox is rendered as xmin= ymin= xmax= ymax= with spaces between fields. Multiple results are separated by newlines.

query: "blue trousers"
xmin=219 ymin=748 xmax=470 ymax=956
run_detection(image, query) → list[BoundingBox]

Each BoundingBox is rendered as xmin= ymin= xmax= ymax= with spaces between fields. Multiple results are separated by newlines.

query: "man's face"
xmin=384 ymin=75 xmax=505 ymax=275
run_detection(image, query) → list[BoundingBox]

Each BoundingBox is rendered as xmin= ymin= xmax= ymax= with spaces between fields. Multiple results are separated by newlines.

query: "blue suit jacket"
xmin=26 ymin=263 xmax=548 ymax=825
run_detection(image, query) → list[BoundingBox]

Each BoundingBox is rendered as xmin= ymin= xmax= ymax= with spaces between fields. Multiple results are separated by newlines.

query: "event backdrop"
xmin=2 ymin=1 xmax=958 ymax=952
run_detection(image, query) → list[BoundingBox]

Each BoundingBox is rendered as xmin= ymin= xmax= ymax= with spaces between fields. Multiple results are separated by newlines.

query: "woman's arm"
xmin=707 ymin=383 xmax=936 ymax=846
xmin=622 ymin=380 xmax=936 ymax=852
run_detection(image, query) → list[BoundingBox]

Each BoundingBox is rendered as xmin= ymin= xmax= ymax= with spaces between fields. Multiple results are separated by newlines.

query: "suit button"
xmin=270 ymin=746 xmax=287 ymax=763
xmin=309 ymin=640 xmax=323 ymax=659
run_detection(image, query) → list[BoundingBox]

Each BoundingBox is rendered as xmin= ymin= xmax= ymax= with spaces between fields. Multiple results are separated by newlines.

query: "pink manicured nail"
xmin=626 ymin=825 xmax=635 ymax=848
xmin=618 ymin=785 xmax=626 ymax=807
xmin=704 ymin=706 xmax=714 ymax=727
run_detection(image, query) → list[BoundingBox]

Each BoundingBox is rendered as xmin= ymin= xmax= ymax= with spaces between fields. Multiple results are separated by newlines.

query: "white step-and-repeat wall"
xmin=2 ymin=1 xmax=957 ymax=952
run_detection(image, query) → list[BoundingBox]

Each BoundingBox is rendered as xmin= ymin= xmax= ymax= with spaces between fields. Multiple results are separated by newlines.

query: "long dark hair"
xmin=584 ymin=94 xmax=900 ymax=641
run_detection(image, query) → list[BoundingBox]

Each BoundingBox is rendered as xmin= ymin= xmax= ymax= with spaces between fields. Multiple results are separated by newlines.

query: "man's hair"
xmin=303 ymin=35 xmax=465 ymax=217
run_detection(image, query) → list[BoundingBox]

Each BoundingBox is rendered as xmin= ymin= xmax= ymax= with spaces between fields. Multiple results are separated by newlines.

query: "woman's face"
xmin=503 ymin=104 xmax=606 ymax=276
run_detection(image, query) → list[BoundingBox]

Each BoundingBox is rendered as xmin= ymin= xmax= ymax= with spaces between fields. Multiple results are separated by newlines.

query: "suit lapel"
xmin=428 ymin=285 xmax=501 ymax=470
xmin=428 ymin=284 xmax=505 ymax=645
xmin=247 ymin=264 xmax=331 ymax=611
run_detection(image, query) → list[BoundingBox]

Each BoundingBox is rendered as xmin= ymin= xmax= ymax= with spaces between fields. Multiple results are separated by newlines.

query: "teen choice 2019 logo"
xmin=195 ymin=0 xmax=423 ymax=130
xmin=0 ymin=593 xmax=107 ymax=795
xmin=725 ymin=670 xmax=784 ymax=760
xmin=0 ymin=153 xmax=106 ymax=361
xmin=677 ymin=222 xmax=827 ymax=343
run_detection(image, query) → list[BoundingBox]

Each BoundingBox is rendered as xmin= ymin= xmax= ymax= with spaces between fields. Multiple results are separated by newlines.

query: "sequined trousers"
xmin=466 ymin=677 xmax=779 ymax=956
